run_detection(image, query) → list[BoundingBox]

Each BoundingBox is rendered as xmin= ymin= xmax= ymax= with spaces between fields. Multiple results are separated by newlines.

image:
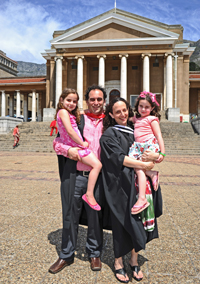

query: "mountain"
xmin=17 ymin=61 xmax=46 ymax=77
xmin=183 ymin=39 xmax=200 ymax=70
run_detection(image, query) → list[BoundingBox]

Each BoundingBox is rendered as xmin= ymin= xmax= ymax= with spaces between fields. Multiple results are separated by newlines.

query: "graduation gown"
xmin=100 ymin=126 xmax=162 ymax=257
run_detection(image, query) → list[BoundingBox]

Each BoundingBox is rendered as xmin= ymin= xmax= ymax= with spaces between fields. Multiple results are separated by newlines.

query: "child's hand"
xmin=82 ymin=141 xmax=89 ymax=148
xmin=155 ymin=154 xmax=164 ymax=163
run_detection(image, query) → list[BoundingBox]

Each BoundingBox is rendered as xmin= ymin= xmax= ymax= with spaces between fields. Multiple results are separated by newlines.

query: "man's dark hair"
xmin=85 ymin=84 xmax=107 ymax=101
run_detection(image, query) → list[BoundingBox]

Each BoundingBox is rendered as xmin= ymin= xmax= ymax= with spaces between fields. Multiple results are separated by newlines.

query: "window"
xmin=93 ymin=67 xmax=98 ymax=71
xmin=153 ymin=63 xmax=159 ymax=67
xmin=112 ymin=66 xmax=118 ymax=70
xmin=72 ymin=65 xmax=77 ymax=69
xmin=132 ymin=66 xmax=138 ymax=70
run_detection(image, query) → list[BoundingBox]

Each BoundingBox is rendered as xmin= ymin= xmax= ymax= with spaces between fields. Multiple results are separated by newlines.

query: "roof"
xmin=0 ymin=77 xmax=46 ymax=84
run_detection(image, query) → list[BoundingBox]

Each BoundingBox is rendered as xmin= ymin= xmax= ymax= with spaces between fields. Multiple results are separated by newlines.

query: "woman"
xmin=100 ymin=98 xmax=162 ymax=283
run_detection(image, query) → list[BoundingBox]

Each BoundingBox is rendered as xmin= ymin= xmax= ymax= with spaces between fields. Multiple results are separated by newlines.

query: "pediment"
xmin=50 ymin=9 xmax=179 ymax=48
xmin=73 ymin=23 xmax=154 ymax=41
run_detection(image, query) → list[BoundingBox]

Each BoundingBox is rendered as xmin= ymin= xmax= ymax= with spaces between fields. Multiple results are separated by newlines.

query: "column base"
xmin=0 ymin=117 xmax=22 ymax=134
xmin=166 ymin=108 xmax=180 ymax=122
xmin=43 ymin=108 xmax=56 ymax=122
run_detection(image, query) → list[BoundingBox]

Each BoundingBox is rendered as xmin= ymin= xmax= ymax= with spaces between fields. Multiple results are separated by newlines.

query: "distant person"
xmin=13 ymin=125 xmax=20 ymax=149
xmin=53 ymin=88 xmax=102 ymax=210
xmin=128 ymin=91 xmax=165 ymax=214
xmin=49 ymin=120 xmax=58 ymax=136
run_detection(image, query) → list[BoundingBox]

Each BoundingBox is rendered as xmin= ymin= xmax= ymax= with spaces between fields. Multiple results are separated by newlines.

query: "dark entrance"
xmin=109 ymin=89 xmax=120 ymax=102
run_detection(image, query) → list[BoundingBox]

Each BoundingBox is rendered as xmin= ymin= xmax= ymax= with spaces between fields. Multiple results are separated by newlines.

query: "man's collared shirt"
xmin=77 ymin=114 xmax=103 ymax=171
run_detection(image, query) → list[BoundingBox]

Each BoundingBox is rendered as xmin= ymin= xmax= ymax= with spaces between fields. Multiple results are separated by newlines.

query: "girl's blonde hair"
xmin=55 ymin=88 xmax=81 ymax=124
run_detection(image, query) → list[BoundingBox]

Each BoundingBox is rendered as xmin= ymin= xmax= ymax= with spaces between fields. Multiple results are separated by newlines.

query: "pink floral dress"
xmin=53 ymin=110 xmax=91 ymax=158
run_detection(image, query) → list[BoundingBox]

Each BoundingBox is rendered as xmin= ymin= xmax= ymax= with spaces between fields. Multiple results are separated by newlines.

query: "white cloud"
xmin=0 ymin=0 xmax=63 ymax=63
xmin=0 ymin=0 xmax=199 ymax=64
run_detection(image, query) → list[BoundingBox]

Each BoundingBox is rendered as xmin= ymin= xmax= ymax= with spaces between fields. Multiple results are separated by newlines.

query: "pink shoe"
xmin=82 ymin=194 xmax=101 ymax=211
xmin=131 ymin=202 xmax=150 ymax=215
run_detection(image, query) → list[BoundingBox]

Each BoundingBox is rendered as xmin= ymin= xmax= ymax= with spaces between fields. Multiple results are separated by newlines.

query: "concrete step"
xmin=0 ymin=121 xmax=200 ymax=155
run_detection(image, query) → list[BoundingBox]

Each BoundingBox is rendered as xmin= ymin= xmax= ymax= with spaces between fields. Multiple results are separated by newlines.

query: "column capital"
xmin=0 ymin=90 xmax=5 ymax=93
xmin=75 ymin=55 xmax=84 ymax=60
xmin=119 ymin=54 xmax=129 ymax=58
xmin=141 ymin=53 xmax=151 ymax=59
xmin=54 ymin=56 xmax=63 ymax=61
xmin=164 ymin=52 xmax=174 ymax=57
xmin=97 ymin=54 xmax=106 ymax=59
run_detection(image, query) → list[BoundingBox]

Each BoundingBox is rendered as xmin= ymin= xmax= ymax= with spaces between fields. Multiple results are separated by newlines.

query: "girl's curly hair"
xmin=134 ymin=92 xmax=161 ymax=120
xmin=55 ymin=88 xmax=81 ymax=124
xmin=103 ymin=97 xmax=134 ymax=133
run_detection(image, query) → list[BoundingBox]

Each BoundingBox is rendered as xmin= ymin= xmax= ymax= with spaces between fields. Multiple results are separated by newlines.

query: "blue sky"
xmin=0 ymin=0 xmax=199 ymax=64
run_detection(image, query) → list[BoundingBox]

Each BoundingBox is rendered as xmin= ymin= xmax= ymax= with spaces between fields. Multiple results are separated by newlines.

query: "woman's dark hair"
xmin=55 ymin=88 xmax=81 ymax=124
xmin=134 ymin=93 xmax=161 ymax=120
xmin=85 ymin=84 xmax=107 ymax=101
xmin=103 ymin=97 xmax=134 ymax=133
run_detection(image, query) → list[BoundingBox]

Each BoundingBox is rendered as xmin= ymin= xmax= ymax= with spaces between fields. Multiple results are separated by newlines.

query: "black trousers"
xmin=59 ymin=173 xmax=103 ymax=260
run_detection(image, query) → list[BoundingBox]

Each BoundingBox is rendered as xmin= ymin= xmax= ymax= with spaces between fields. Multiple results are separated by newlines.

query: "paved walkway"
xmin=0 ymin=152 xmax=200 ymax=283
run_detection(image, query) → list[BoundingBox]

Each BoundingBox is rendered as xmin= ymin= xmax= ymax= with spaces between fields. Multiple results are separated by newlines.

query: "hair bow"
xmin=139 ymin=92 xmax=159 ymax=106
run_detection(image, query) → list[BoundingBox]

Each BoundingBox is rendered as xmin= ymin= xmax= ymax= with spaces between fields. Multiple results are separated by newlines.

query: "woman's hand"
xmin=68 ymin=147 xmax=81 ymax=161
xmin=141 ymin=149 xmax=159 ymax=162
xmin=143 ymin=161 xmax=154 ymax=171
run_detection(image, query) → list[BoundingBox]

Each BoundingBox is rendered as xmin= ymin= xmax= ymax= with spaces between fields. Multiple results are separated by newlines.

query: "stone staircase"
xmin=0 ymin=122 xmax=56 ymax=153
xmin=0 ymin=119 xmax=200 ymax=155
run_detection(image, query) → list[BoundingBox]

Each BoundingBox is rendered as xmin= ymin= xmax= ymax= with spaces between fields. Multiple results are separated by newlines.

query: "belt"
xmin=77 ymin=170 xmax=90 ymax=177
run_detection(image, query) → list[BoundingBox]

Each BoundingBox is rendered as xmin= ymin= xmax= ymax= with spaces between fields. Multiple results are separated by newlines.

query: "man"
xmin=49 ymin=85 xmax=107 ymax=274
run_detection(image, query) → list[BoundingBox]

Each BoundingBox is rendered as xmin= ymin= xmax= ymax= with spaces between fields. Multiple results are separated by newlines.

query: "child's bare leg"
xmin=81 ymin=152 xmax=102 ymax=206
xmin=146 ymin=170 xmax=159 ymax=191
xmin=132 ymin=169 xmax=147 ymax=208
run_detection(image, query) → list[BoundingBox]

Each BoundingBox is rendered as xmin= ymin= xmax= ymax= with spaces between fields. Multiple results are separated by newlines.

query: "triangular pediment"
xmin=73 ymin=23 xmax=154 ymax=41
xmin=50 ymin=9 xmax=179 ymax=48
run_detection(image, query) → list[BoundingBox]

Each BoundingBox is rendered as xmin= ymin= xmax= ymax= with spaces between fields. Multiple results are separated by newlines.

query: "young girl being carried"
xmin=129 ymin=91 xmax=165 ymax=215
xmin=53 ymin=88 xmax=102 ymax=211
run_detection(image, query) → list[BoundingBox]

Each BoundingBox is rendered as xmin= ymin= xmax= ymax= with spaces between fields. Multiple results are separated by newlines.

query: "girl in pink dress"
xmin=129 ymin=91 xmax=165 ymax=215
xmin=53 ymin=88 xmax=102 ymax=211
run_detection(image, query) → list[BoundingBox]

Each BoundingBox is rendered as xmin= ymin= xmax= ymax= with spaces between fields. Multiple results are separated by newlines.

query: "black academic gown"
xmin=100 ymin=126 xmax=162 ymax=258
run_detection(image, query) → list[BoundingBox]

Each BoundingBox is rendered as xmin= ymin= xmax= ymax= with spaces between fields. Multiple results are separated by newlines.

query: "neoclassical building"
xmin=41 ymin=8 xmax=195 ymax=122
xmin=1 ymin=8 xmax=199 ymax=123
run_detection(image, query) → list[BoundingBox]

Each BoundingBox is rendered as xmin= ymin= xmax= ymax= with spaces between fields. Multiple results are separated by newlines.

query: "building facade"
xmin=0 ymin=50 xmax=18 ymax=77
xmin=1 ymin=9 xmax=199 ymax=122
xmin=42 ymin=8 xmax=195 ymax=122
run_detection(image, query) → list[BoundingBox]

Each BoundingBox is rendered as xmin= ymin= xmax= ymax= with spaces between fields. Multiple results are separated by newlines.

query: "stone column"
xmin=119 ymin=54 xmax=128 ymax=100
xmin=1 ymin=90 xmax=6 ymax=117
xmin=32 ymin=90 xmax=36 ymax=122
xmin=55 ymin=56 xmax=63 ymax=107
xmin=23 ymin=94 xmax=28 ymax=122
xmin=174 ymin=54 xmax=178 ymax=108
xmin=142 ymin=54 xmax=151 ymax=92
xmin=16 ymin=90 xmax=21 ymax=117
xmin=50 ymin=60 xmax=55 ymax=108
xmin=165 ymin=53 xmax=173 ymax=108
xmin=163 ymin=57 xmax=167 ymax=110
xmin=37 ymin=93 xmax=42 ymax=122
xmin=75 ymin=55 xmax=84 ymax=110
xmin=9 ymin=93 xmax=14 ymax=117
xmin=97 ymin=55 xmax=106 ymax=88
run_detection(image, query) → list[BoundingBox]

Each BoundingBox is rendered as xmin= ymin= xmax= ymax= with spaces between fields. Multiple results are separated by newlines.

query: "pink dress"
xmin=53 ymin=110 xmax=91 ymax=158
